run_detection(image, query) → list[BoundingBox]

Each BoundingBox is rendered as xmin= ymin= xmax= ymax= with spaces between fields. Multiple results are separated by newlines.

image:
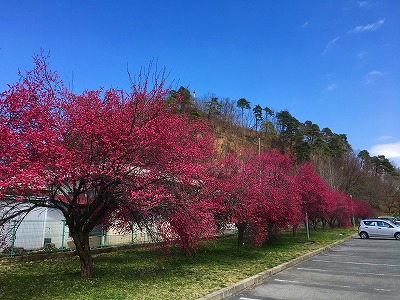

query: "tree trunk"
xmin=71 ymin=231 xmax=94 ymax=278
xmin=236 ymin=222 xmax=246 ymax=247
xmin=267 ymin=221 xmax=279 ymax=241
xmin=312 ymin=220 xmax=318 ymax=231
xmin=292 ymin=225 xmax=298 ymax=236
xmin=321 ymin=218 xmax=327 ymax=229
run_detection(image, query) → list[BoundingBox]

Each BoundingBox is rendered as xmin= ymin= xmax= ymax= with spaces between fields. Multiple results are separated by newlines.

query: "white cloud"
xmin=365 ymin=70 xmax=384 ymax=84
xmin=348 ymin=18 xmax=385 ymax=33
xmin=327 ymin=83 xmax=337 ymax=91
xmin=322 ymin=83 xmax=337 ymax=94
xmin=368 ymin=70 xmax=383 ymax=76
xmin=358 ymin=52 xmax=367 ymax=59
xmin=301 ymin=21 xmax=309 ymax=29
xmin=325 ymin=73 xmax=334 ymax=79
xmin=370 ymin=141 xmax=400 ymax=160
xmin=357 ymin=0 xmax=381 ymax=9
xmin=378 ymin=136 xmax=393 ymax=141
xmin=358 ymin=1 xmax=371 ymax=8
xmin=323 ymin=37 xmax=340 ymax=54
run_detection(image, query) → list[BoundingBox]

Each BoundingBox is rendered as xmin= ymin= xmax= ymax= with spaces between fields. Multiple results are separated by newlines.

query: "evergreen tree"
xmin=237 ymin=98 xmax=251 ymax=127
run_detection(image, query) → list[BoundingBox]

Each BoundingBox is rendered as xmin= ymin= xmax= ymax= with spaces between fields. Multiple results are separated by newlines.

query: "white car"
xmin=358 ymin=218 xmax=400 ymax=240
xmin=377 ymin=216 xmax=400 ymax=225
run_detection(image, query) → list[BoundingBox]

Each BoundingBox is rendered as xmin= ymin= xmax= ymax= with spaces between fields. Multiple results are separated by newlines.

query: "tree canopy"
xmin=0 ymin=53 xmax=216 ymax=277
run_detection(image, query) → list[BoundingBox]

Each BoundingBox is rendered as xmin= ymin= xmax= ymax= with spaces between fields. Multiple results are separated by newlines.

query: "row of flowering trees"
xmin=0 ymin=53 xmax=370 ymax=278
xmin=208 ymin=150 xmax=370 ymax=248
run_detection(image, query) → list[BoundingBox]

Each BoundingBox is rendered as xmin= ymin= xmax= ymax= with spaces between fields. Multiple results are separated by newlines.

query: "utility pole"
xmin=305 ymin=212 xmax=310 ymax=240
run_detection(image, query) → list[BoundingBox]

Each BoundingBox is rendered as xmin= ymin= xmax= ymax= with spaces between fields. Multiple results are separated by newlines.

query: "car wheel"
xmin=359 ymin=231 xmax=369 ymax=239
xmin=395 ymin=232 xmax=400 ymax=240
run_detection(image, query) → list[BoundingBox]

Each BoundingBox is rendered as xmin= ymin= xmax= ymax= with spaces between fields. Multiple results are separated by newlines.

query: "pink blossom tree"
xmin=0 ymin=53 xmax=215 ymax=277
xmin=295 ymin=163 xmax=335 ymax=230
xmin=326 ymin=191 xmax=353 ymax=227
xmin=215 ymin=150 xmax=301 ymax=247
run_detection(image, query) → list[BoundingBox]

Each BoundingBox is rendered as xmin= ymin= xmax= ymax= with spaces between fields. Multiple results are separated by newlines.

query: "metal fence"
xmin=0 ymin=220 xmax=157 ymax=256
xmin=1 ymin=220 xmax=237 ymax=257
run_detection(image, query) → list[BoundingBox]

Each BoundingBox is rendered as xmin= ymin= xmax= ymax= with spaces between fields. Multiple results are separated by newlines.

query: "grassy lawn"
xmin=0 ymin=227 xmax=356 ymax=300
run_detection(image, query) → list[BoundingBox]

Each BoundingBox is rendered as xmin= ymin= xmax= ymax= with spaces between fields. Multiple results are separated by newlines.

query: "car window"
xmin=364 ymin=221 xmax=375 ymax=226
xmin=377 ymin=221 xmax=390 ymax=227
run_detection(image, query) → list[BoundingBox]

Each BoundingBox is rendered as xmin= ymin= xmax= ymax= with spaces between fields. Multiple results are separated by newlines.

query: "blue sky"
xmin=1 ymin=0 xmax=399 ymax=166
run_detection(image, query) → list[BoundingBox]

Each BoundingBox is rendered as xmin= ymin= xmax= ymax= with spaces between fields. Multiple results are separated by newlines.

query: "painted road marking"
xmin=274 ymin=278 xmax=391 ymax=292
xmin=274 ymin=278 xmax=351 ymax=289
xmin=312 ymin=259 xmax=400 ymax=267
xmin=297 ymin=267 xmax=400 ymax=277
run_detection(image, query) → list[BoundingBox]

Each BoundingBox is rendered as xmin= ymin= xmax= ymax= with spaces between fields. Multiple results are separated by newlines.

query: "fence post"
xmin=10 ymin=220 xmax=17 ymax=256
xmin=61 ymin=220 xmax=66 ymax=251
xmin=99 ymin=229 xmax=105 ymax=248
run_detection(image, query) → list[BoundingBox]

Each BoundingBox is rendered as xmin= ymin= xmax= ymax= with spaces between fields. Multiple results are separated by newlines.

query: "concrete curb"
xmin=197 ymin=233 xmax=358 ymax=300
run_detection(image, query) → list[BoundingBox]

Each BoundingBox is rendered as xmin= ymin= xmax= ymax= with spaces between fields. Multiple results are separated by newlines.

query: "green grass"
xmin=0 ymin=227 xmax=356 ymax=300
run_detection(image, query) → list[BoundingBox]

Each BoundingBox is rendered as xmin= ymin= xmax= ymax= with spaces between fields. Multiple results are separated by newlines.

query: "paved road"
xmin=226 ymin=237 xmax=400 ymax=300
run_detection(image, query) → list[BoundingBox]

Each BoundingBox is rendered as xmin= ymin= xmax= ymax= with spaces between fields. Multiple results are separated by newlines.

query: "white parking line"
xmin=297 ymin=267 xmax=400 ymax=277
xmin=321 ymin=253 xmax=359 ymax=258
xmin=297 ymin=267 xmax=328 ymax=272
xmin=275 ymin=279 xmax=301 ymax=284
xmin=312 ymin=259 xmax=400 ymax=267
xmin=275 ymin=278 xmax=392 ymax=292
xmin=274 ymin=279 xmax=351 ymax=289
xmin=239 ymin=298 xmax=261 ymax=300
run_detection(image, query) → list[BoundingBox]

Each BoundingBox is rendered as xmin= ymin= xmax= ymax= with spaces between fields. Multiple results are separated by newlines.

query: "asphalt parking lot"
xmin=226 ymin=237 xmax=400 ymax=300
